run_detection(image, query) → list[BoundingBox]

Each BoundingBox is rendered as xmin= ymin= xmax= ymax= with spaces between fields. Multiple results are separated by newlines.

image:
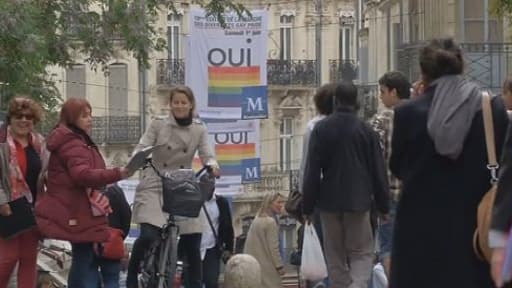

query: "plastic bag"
xmin=369 ymin=263 xmax=388 ymax=288
xmin=300 ymin=223 xmax=328 ymax=281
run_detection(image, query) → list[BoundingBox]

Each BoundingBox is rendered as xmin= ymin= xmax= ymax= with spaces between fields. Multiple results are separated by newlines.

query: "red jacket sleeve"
xmin=58 ymin=136 xmax=122 ymax=188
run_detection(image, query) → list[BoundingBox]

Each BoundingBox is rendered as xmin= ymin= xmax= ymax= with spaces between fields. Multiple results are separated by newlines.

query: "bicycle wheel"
xmin=157 ymin=225 xmax=179 ymax=288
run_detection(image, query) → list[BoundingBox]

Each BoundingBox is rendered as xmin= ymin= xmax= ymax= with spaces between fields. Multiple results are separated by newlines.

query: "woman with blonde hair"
xmin=127 ymin=85 xmax=219 ymax=288
xmin=243 ymin=192 xmax=285 ymax=288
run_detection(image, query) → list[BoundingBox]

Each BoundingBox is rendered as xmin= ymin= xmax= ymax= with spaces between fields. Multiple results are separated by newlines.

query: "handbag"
xmin=473 ymin=91 xmax=498 ymax=262
xmin=0 ymin=197 xmax=36 ymax=239
xmin=285 ymin=188 xmax=303 ymax=222
xmin=93 ymin=227 xmax=125 ymax=260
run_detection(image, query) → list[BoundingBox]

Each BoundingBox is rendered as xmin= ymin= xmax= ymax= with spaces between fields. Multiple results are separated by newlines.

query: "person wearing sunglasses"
xmin=0 ymin=96 xmax=49 ymax=288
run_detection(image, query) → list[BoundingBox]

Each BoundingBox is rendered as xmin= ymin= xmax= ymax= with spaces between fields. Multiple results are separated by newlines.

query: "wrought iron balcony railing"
xmin=157 ymin=59 xmax=185 ymax=86
xmin=91 ymin=116 xmax=141 ymax=144
xmin=396 ymin=42 xmax=512 ymax=94
xmin=156 ymin=59 xmax=318 ymax=87
xmin=329 ymin=59 xmax=358 ymax=83
xmin=267 ymin=59 xmax=318 ymax=87
xmin=243 ymin=169 xmax=299 ymax=193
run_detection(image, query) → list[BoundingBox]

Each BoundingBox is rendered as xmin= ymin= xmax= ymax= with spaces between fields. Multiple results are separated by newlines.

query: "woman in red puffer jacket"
xmin=35 ymin=97 xmax=131 ymax=288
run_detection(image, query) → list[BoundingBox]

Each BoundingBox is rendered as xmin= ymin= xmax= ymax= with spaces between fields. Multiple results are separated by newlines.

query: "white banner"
xmin=194 ymin=119 xmax=260 ymax=194
xmin=186 ymin=8 xmax=268 ymax=120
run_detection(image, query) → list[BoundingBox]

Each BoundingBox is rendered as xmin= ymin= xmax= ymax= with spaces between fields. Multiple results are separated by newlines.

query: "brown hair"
xmin=503 ymin=75 xmax=512 ymax=94
xmin=169 ymin=85 xmax=196 ymax=112
xmin=6 ymin=96 xmax=44 ymax=125
xmin=419 ymin=38 xmax=464 ymax=84
xmin=314 ymin=83 xmax=336 ymax=115
xmin=59 ymin=97 xmax=92 ymax=127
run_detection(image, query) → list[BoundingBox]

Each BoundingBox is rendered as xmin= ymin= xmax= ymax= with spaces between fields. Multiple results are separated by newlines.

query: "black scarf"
xmin=174 ymin=114 xmax=193 ymax=126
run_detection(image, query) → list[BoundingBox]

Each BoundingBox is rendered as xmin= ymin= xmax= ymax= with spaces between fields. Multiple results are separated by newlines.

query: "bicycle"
xmin=138 ymin=158 xmax=212 ymax=288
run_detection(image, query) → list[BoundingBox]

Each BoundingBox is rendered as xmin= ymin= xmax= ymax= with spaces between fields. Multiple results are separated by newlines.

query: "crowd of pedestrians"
xmin=4 ymin=36 xmax=512 ymax=288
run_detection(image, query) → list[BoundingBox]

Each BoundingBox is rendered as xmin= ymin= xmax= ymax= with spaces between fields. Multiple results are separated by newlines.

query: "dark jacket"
xmin=104 ymin=184 xmax=132 ymax=239
xmin=302 ymin=108 xmax=390 ymax=215
xmin=35 ymin=124 xmax=123 ymax=243
xmin=492 ymin=119 xmax=512 ymax=232
xmin=389 ymin=86 xmax=508 ymax=288
xmin=205 ymin=195 xmax=234 ymax=253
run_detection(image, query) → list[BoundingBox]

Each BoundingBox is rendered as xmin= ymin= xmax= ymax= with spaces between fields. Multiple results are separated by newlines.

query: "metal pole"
xmin=315 ymin=0 xmax=322 ymax=86
xmin=484 ymin=0 xmax=489 ymax=42
xmin=460 ymin=0 xmax=465 ymax=41
xmin=138 ymin=0 xmax=147 ymax=132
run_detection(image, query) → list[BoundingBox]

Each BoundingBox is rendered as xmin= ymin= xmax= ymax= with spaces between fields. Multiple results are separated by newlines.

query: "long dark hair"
xmin=419 ymin=38 xmax=464 ymax=84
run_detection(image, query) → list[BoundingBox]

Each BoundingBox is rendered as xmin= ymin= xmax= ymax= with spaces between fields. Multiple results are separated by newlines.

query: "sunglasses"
xmin=13 ymin=113 xmax=34 ymax=121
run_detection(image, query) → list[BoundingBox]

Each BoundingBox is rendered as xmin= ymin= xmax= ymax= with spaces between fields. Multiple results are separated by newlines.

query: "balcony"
xmin=91 ymin=116 xmax=141 ymax=144
xmin=267 ymin=60 xmax=318 ymax=87
xmin=244 ymin=169 xmax=299 ymax=193
xmin=156 ymin=59 xmax=318 ymax=87
xmin=156 ymin=59 xmax=185 ymax=86
xmin=329 ymin=59 xmax=358 ymax=83
xmin=396 ymin=42 xmax=512 ymax=94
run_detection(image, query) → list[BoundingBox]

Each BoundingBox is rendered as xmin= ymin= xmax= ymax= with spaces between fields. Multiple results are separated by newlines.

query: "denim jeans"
xmin=68 ymin=243 xmax=100 ymax=288
xmin=378 ymin=199 xmax=398 ymax=259
xmin=99 ymin=259 xmax=121 ymax=288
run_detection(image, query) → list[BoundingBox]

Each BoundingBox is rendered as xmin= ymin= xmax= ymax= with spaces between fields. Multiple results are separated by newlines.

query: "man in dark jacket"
xmin=302 ymin=81 xmax=390 ymax=288
xmin=200 ymin=175 xmax=235 ymax=288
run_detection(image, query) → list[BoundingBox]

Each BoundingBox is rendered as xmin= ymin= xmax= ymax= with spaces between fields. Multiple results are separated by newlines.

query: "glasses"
xmin=13 ymin=113 xmax=34 ymax=121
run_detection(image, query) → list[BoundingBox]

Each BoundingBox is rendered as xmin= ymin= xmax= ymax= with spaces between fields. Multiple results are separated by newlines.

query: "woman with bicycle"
xmin=127 ymin=85 xmax=219 ymax=288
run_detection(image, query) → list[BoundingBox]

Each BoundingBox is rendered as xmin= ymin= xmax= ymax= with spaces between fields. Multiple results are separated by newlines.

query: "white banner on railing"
xmin=193 ymin=119 xmax=260 ymax=195
xmin=186 ymin=8 xmax=268 ymax=120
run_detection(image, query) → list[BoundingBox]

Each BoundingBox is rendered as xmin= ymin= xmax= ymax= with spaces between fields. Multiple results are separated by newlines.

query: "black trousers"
xmin=178 ymin=233 xmax=203 ymax=288
xmin=126 ymin=223 xmax=161 ymax=288
xmin=202 ymin=247 xmax=221 ymax=288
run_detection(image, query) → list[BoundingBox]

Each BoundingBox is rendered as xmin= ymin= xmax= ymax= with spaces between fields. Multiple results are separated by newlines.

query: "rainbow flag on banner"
xmin=216 ymin=143 xmax=256 ymax=176
xmin=208 ymin=66 xmax=261 ymax=108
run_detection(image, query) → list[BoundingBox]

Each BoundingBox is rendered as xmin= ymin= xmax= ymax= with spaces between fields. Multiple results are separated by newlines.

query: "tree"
xmin=493 ymin=0 xmax=512 ymax=15
xmin=0 ymin=0 xmax=247 ymax=113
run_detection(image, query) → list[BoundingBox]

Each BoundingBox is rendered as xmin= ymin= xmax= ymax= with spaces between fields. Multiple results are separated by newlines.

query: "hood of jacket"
xmin=46 ymin=124 xmax=84 ymax=153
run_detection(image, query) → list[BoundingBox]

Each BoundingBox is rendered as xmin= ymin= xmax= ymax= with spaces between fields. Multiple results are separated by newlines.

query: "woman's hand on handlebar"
xmin=209 ymin=164 xmax=221 ymax=178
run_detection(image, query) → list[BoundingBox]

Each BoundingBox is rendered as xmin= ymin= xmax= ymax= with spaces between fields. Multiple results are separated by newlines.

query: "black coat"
xmin=389 ymin=86 xmax=508 ymax=288
xmin=104 ymin=184 xmax=132 ymax=239
xmin=204 ymin=195 xmax=234 ymax=253
xmin=302 ymin=108 xmax=390 ymax=215
xmin=492 ymin=118 xmax=512 ymax=233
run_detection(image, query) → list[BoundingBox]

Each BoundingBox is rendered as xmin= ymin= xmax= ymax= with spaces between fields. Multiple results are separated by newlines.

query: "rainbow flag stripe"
xmin=216 ymin=143 xmax=256 ymax=176
xmin=208 ymin=66 xmax=261 ymax=108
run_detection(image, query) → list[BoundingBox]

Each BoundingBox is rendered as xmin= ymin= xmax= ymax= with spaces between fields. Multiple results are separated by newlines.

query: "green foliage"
xmin=0 ymin=0 xmax=248 ymax=115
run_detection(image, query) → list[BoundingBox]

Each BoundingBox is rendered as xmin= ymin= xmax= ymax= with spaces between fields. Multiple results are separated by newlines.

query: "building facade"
xmin=51 ymin=0 xmax=376 ymax=264
xmin=362 ymin=0 xmax=510 ymax=93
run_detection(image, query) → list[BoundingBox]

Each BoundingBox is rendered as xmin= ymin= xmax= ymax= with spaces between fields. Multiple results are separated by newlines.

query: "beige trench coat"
xmin=132 ymin=116 xmax=216 ymax=235
xmin=243 ymin=215 xmax=284 ymax=288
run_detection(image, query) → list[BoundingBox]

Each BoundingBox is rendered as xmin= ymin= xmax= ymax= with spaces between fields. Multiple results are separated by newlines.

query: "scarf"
xmin=174 ymin=113 xmax=193 ymax=126
xmin=6 ymin=127 xmax=47 ymax=203
xmin=427 ymin=75 xmax=482 ymax=159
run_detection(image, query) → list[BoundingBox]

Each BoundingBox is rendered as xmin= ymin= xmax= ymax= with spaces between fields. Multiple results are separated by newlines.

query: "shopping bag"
xmin=300 ymin=223 xmax=328 ymax=281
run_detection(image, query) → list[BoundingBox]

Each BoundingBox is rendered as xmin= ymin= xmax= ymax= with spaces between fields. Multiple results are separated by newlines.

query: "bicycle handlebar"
xmin=144 ymin=157 xmax=213 ymax=178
